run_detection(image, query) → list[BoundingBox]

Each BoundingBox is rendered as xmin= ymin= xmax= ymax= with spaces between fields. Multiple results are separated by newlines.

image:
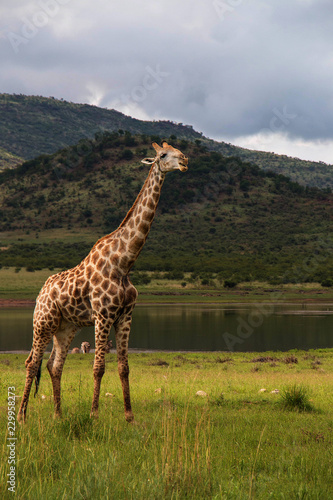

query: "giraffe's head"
xmin=142 ymin=142 xmax=188 ymax=173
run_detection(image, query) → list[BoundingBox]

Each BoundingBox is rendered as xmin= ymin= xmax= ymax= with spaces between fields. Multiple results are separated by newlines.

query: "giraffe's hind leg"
xmin=17 ymin=330 xmax=53 ymax=423
xmin=47 ymin=321 xmax=78 ymax=417
xmin=18 ymin=297 xmax=63 ymax=423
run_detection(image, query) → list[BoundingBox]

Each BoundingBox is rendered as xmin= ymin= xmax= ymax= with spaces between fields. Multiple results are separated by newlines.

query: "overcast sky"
xmin=1 ymin=0 xmax=333 ymax=163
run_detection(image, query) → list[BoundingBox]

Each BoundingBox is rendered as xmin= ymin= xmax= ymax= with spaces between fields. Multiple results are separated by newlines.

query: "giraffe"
xmin=81 ymin=341 xmax=91 ymax=353
xmin=17 ymin=141 xmax=188 ymax=423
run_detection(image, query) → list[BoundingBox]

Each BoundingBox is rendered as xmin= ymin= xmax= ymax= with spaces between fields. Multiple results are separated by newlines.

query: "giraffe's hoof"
xmin=125 ymin=412 xmax=134 ymax=423
xmin=17 ymin=412 xmax=25 ymax=424
xmin=90 ymin=410 xmax=99 ymax=419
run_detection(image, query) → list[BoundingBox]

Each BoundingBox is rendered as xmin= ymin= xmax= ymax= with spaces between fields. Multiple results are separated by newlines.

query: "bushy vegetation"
xmin=0 ymin=242 xmax=93 ymax=271
xmin=1 ymin=132 xmax=333 ymax=283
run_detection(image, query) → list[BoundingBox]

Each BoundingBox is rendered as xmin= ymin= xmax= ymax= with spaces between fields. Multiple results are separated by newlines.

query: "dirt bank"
xmin=0 ymin=299 xmax=35 ymax=308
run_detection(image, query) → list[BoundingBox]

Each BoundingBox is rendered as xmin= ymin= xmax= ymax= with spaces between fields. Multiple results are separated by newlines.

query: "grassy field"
xmin=1 ymin=350 xmax=333 ymax=499
xmin=1 ymin=267 xmax=333 ymax=303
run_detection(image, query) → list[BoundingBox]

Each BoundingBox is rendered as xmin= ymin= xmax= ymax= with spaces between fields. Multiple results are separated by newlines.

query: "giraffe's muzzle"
xmin=179 ymin=157 xmax=188 ymax=172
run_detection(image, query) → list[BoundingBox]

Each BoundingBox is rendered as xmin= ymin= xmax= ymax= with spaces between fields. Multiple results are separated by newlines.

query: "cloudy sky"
xmin=1 ymin=0 xmax=333 ymax=163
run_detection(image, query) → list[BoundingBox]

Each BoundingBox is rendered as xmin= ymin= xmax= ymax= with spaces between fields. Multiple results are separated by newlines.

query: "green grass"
xmin=1 ymin=350 xmax=333 ymax=499
xmin=0 ymin=228 xmax=100 ymax=245
xmin=0 ymin=267 xmax=57 ymax=299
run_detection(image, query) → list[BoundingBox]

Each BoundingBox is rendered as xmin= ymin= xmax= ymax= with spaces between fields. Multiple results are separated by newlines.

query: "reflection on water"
xmin=0 ymin=304 xmax=332 ymax=352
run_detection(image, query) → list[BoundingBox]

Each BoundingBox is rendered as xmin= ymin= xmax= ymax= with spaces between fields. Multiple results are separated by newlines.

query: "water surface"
xmin=0 ymin=303 xmax=332 ymax=352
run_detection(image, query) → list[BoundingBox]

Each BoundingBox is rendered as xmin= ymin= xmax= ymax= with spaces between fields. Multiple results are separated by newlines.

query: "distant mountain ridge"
xmin=0 ymin=93 xmax=332 ymax=189
xmin=0 ymin=93 xmax=201 ymax=162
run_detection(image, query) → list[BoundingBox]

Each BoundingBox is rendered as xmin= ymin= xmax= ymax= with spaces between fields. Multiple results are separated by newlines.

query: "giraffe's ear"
xmin=152 ymin=142 xmax=162 ymax=153
xmin=141 ymin=157 xmax=156 ymax=165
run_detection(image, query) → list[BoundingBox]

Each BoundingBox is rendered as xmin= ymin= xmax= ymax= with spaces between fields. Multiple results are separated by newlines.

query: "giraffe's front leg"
xmin=114 ymin=306 xmax=135 ymax=423
xmin=91 ymin=317 xmax=112 ymax=418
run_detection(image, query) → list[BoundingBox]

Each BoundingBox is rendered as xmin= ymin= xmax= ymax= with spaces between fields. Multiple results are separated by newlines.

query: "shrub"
xmin=280 ymin=385 xmax=314 ymax=412
xmin=240 ymin=179 xmax=250 ymax=191
xmin=321 ymin=278 xmax=333 ymax=287
xmin=166 ymin=270 xmax=184 ymax=280
xmin=224 ymin=279 xmax=238 ymax=288
xmin=120 ymin=149 xmax=134 ymax=160
xmin=284 ymin=355 xmax=298 ymax=364
xmin=131 ymin=271 xmax=151 ymax=285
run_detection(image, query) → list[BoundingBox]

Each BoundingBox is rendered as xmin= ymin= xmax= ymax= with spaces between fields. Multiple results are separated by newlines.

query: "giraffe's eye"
xmin=160 ymin=153 xmax=167 ymax=159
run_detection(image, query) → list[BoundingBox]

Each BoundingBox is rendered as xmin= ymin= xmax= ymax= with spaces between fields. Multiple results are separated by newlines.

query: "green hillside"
xmin=206 ymin=140 xmax=333 ymax=190
xmin=0 ymin=132 xmax=332 ymax=284
xmin=0 ymin=146 xmax=23 ymax=169
xmin=1 ymin=93 xmax=332 ymax=188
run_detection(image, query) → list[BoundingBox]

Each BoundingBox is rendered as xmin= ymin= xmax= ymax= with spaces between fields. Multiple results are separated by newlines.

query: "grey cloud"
xmin=1 ymin=0 xmax=333 ymax=144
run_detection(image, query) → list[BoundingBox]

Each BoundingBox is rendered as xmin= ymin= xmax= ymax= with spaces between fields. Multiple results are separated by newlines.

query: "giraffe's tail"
xmin=34 ymin=359 xmax=43 ymax=397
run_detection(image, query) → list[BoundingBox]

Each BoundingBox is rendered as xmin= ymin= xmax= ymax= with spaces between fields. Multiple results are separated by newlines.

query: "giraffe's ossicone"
xmin=18 ymin=142 xmax=188 ymax=423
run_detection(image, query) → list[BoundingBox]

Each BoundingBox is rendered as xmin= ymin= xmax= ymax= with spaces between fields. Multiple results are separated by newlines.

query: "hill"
xmin=0 ymin=132 xmax=332 ymax=284
xmin=0 ymin=93 xmax=200 ymax=165
xmin=1 ymin=93 xmax=332 ymax=189
xmin=206 ymin=140 xmax=333 ymax=190
xmin=0 ymin=146 xmax=22 ymax=169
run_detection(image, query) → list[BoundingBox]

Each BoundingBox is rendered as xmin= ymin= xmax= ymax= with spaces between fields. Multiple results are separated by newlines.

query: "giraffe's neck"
xmin=108 ymin=162 xmax=165 ymax=273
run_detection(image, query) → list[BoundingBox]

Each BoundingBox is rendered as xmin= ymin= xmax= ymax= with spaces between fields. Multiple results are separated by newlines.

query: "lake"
xmin=0 ymin=303 xmax=332 ymax=352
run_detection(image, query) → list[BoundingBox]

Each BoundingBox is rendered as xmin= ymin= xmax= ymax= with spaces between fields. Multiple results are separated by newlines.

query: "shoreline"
xmin=1 ymin=296 xmax=333 ymax=308
xmin=0 ymin=298 xmax=36 ymax=308
xmin=1 ymin=347 xmax=332 ymax=355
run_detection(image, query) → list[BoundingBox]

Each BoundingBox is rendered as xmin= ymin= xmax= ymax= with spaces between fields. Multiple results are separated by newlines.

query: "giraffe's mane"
xmin=92 ymin=162 xmax=156 ymax=249
xmin=118 ymin=162 xmax=156 ymax=229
